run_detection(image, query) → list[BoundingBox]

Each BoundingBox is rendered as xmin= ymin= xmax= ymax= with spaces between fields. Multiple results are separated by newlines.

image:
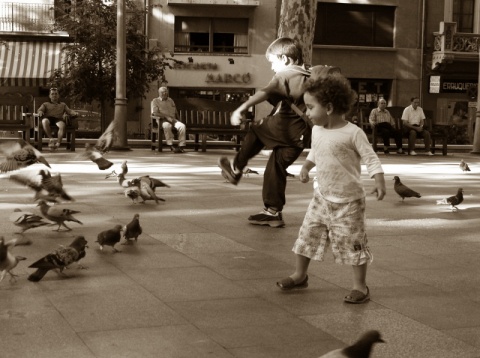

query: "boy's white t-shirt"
xmin=306 ymin=122 xmax=383 ymax=203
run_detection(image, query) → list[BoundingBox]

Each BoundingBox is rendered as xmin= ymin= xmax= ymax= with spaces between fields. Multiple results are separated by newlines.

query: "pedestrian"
xmin=276 ymin=72 xmax=386 ymax=304
xmin=401 ymin=97 xmax=433 ymax=156
xmin=369 ymin=98 xmax=404 ymax=154
xmin=217 ymin=37 xmax=311 ymax=228
xmin=37 ymin=88 xmax=78 ymax=151
xmin=151 ymin=87 xmax=187 ymax=153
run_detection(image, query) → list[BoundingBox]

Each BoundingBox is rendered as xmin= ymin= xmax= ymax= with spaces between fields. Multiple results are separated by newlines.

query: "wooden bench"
xmin=31 ymin=97 xmax=77 ymax=152
xmin=371 ymin=106 xmax=448 ymax=155
xmin=151 ymin=98 xmax=251 ymax=152
xmin=0 ymin=93 xmax=33 ymax=142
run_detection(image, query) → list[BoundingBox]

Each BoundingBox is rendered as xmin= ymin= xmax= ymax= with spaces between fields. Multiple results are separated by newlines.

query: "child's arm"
xmin=370 ymin=173 xmax=386 ymax=200
xmin=231 ymin=90 xmax=270 ymax=125
xmin=299 ymin=159 xmax=315 ymax=183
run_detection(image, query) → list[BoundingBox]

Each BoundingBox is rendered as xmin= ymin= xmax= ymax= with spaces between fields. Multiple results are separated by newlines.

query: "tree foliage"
xmin=49 ymin=0 xmax=180 ymax=120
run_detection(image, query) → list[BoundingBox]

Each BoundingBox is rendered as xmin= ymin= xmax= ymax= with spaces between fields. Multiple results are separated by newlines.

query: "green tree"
xmin=49 ymin=0 xmax=179 ymax=130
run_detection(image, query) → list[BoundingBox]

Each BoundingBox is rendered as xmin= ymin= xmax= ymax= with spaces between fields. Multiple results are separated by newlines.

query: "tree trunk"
xmin=277 ymin=0 xmax=317 ymax=66
xmin=471 ymin=49 xmax=480 ymax=154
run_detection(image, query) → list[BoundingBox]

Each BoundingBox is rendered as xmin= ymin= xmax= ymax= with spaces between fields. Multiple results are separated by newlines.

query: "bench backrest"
xmin=0 ymin=93 xmax=33 ymax=123
xmin=174 ymin=98 xmax=238 ymax=128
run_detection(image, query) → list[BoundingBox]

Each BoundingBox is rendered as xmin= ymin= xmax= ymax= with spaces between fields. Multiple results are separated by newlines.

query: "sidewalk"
xmin=1 ymin=148 xmax=480 ymax=358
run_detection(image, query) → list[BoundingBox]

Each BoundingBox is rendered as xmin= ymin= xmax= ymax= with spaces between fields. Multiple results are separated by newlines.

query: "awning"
xmin=0 ymin=41 xmax=65 ymax=87
xmin=168 ymin=0 xmax=259 ymax=5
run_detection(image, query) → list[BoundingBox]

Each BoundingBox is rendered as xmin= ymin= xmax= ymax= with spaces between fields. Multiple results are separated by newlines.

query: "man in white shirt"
xmin=401 ymin=97 xmax=433 ymax=156
xmin=151 ymin=87 xmax=187 ymax=153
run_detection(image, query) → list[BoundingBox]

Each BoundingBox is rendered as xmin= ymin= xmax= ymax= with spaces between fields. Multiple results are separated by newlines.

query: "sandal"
xmin=344 ymin=286 xmax=370 ymax=304
xmin=276 ymin=275 xmax=308 ymax=291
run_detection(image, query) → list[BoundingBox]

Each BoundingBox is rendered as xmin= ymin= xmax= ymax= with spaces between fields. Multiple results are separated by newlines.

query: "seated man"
xmin=369 ymin=99 xmax=403 ymax=154
xmin=37 ymin=88 xmax=78 ymax=151
xmin=151 ymin=87 xmax=187 ymax=153
xmin=401 ymin=97 xmax=433 ymax=156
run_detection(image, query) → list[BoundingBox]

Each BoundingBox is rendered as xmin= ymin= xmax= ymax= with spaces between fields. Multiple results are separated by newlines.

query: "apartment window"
xmin=174 ymin=17 xmax=248 ymax=54
xmin=453 ymin=0 xmax=475 ymax=32
xmin=314 ymin=3 xmax=395 ymax=47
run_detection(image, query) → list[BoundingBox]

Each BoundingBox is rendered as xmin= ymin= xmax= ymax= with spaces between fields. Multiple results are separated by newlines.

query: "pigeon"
xmin=37 ymin=200 xmax=83 ymax=231
xmin=122 ymin=213 xmax=142 ymax=245
xmin=96 ymin=225 xmax=123 ymax=252
xmin=436 ymin=188 xmax=464 ymax=211
xmin=81 ymin=143 xmax=114 ymax=170
xmin=0 ymin=237 xmax=27 ymax=283
xmin=27 ymin=236 xmax=88 ymax=282
xmin=460 ymin=159 xmax=471 ymax=172
xmin=243 ymin=168 xmax=259 ymax=177
xmin=0 ymin=139 xmax=50 ymax=173
xmin=9 ymin=169 xmax=74 ymax=203
xmin=128 ymin=177 xmax=167 ymax=204
xmin=393 ymin=176 xmax=421 ymax=201
xmin=124 ymin=187 xmax=144 ymax=204
xmin=9 ymin=208 xmax=50 ymax=234
xmin=105 ymin=160 xmax=128 ymax=179
xmin=95 ymin=120 xmax=116 ymax=154
xmin=318 ymin=330 xmax=385 ymax=358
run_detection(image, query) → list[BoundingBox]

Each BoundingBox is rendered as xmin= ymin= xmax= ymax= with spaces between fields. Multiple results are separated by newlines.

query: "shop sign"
xmin=430 ymin=76 xmax=478 ymax=93
xmin=205 ymin=73 xmax=251 ymax=84
xmin=173 ymin=62 xmax=218 ymax=70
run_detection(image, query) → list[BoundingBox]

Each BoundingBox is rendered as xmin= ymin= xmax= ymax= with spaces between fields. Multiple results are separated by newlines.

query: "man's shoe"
xmin=218 ymin=156 xmax=242 ymax=185
xmin=383 ymin=149 xmax=390 ymax=155
xmin=248 ymin=209 xmax=285 ymax=228
xmin=173 ymin=146 xmax=185 ymax=153
xmin=397 ymin=148 xmax=404 ymax=154
xmin=426 ymin=151 xmax=434 ymax=156
xmin=409 ymin=150 xmax=417 ymax=156
xmin=48 ymin=139 xmax=57 ymax=151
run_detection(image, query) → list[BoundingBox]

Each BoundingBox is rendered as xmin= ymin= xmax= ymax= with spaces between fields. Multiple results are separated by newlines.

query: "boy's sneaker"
xmin=426 ymin=151 xmax=434 ymax=156
xmin=248 ymin=208 xmax=285 ymax=228
xmin=218 ymin=156 xmax=242 ymax=185
xmin=409 ymin=150 xmax=417 ymax=156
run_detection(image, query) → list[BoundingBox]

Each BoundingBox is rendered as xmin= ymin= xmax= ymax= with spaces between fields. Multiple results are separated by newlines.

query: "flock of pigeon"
xmin=0 ymin=121 xmax=168 ymax=284
xmin=392 ymin=159 xmax=469 ymax=212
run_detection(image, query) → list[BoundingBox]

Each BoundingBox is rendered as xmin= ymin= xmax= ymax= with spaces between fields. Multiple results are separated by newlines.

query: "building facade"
xmin=1 ymin=0 xmax=479 ymax=144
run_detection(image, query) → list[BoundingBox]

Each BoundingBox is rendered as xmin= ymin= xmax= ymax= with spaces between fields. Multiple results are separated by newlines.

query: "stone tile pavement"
xmin=1 ymin=147 xmax=480 ymax=357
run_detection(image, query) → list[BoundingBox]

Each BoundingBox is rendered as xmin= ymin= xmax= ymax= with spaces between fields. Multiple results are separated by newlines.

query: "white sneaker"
xmin=426 ymin=151 xmax=434 ymax=156
xmin=409 ymin=151 xmax=417 ymax=156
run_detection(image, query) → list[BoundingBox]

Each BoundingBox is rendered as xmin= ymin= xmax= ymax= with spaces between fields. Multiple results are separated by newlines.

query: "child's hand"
xmin=370 ymin=187 xmax=386 ymax=201
xmin=299 ymin=168 xmax=310 ymax=183
xmin=230 ymin=111 xmax=243 ymax=126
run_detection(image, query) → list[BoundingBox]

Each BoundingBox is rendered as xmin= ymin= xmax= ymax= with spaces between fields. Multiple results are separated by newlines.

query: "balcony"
xmin=0 ymin=2 xmax=56 ymax=33
xmin=432 ymin=21 xmax=480 ymax=70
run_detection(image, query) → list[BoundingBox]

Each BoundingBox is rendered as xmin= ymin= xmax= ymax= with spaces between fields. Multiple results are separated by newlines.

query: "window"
xmin=453 ymin=0 xmax=475 ymax=32
xmin=174 ymin=17 xmax=249 ymax=54
xmin=314 ymin=3 xmax=395 ymax=47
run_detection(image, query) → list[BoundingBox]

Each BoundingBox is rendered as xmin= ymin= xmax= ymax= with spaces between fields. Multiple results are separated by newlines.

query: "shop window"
xmin=453 ymin=0 xmax=475 ymax=33
xmin=314 ymin=3 xmax=395 ymax=47
xmin=174 ymin=17 xmax=249 ymax=54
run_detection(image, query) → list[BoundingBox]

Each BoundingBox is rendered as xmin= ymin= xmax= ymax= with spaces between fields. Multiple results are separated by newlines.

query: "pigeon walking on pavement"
xmin=96 ymin=225 xmax=123 ymax=253
xmin=122 ymin=213 xmax=142 ymax=245
xmin=9 ymin=208 xmax=50 ymax=234
xmin=0 ymin=237 xmax=27 ymax=283
xmin=27 ymin=236 xmax=88 ymax=282
xmin=436 ymin=188 xmax=464 ymax=211
xmin=37 ymin=200 xmax=83 ymax=231
xmin=0 ymin=139 xmax=50 ymax=173
xmin=105 ymin=160 xmax=128 ymax=179
xmin=393 ymin=176 xmax=421 ymax=201
xmin=318 ymin=330 xmax=385 ymax=358
xmin=459 ymin=159 xmax=471 ymax=172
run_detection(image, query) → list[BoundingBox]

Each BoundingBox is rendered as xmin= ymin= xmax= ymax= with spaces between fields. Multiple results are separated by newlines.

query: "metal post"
xmin=471 ymin=48 xmax=480 ymax=154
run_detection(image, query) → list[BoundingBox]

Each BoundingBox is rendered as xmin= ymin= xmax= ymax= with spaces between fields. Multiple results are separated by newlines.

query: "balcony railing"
xmin=0 ymin=2 xmax=55 ymax=33
xmin=432 ymin=21 xmax=480 ymax=69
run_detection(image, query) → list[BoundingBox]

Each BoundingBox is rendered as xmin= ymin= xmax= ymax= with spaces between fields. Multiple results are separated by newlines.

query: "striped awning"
xmin=0 ymin=41 xmax=65 ymax=87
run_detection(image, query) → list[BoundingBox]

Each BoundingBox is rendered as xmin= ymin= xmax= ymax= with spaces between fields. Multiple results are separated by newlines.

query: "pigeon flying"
xmin=96 ymin=225 xmax=123 ymax=252
xmin=0 ymin=139 xmax=50 ymax=173
xmin=318 ymin=330 xmax=385 ymax=358
xmin=393 ymin=176 xmax=421 ymax=201
xmin=28 ymin=236 xmax=88 ymax=282
xmin=82 ymin=143 xmax=114 ymax=170
xmin=122 ymin=213 xmax=142 ymax=245
xmin=0 ymin=237 xmax=27 ymax=283
xmin=37 ymin=200 xmax=83 ymax=231
xmin=436 ymin=188 xmax=464 ymax=211
xmin=460 ymin=159 xmax=471 ymax=172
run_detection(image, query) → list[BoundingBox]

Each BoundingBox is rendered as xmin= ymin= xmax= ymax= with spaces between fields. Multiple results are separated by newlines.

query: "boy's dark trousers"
xmin=377 ymin=122 xmax=402 ymax=149
xmin=233 ymin=120 xmax=305 ymax=212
